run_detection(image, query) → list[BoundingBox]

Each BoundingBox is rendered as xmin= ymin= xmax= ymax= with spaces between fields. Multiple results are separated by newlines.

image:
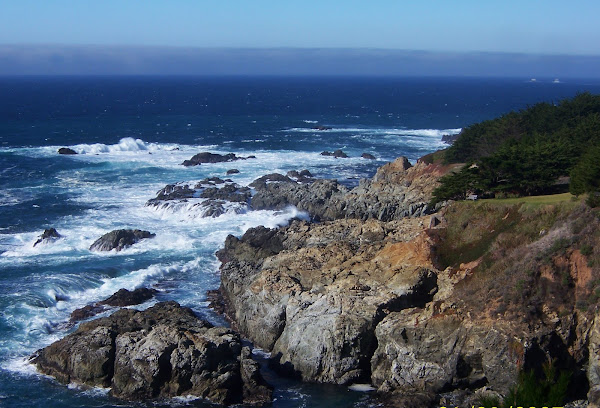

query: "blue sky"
xmin=1 ymin=0 xmax=599 ymax=55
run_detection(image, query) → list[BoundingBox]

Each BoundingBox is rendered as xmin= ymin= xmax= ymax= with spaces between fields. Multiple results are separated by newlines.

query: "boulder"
xmin=361 ymin=153 xmax=376 ymax=160
xmin=227 ymin=169 xmax=240 ymax=175
xmin=33 ymin=228 xmax=62 ymax=247
xmin=89 ymin=229 xmax=155 ymax=252
xmin=181 ymin=152 xmax=247 ymax=166
xmin=32 ymin=301 xmax=272 ymax=405
xmin=58 ymin=147 xmax=77 ymax=155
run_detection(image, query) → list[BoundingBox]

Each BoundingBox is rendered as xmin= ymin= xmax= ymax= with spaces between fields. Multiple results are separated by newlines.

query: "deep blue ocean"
xmin=1 ymin=76 xmax=600 ymax=408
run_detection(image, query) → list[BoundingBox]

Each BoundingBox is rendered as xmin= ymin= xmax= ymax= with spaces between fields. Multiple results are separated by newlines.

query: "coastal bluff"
xmin=217 ymin=156 xmax=600 ymax=407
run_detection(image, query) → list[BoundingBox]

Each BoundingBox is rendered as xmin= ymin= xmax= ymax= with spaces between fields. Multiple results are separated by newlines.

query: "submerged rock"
xmin=58 ymin=147 xmax=77 ymax=155
xmin=33 ymin=302 xmax=273 ymax=405
xmin=89 ymin=229 xmax=155 ymax=252
xmin=33 ymin=228 xmax=62 ymax=247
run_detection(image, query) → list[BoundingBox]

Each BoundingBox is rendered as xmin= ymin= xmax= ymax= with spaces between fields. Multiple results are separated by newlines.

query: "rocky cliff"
xmin=217 ymin=157 xmax=600 ymax=407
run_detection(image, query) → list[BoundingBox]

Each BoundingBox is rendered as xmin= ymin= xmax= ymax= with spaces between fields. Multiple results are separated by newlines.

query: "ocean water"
xmin=1 ymin=76 xmax=600 ymax=408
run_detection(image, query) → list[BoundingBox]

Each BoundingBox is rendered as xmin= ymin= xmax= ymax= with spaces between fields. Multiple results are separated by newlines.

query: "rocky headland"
xmin=33 ymin=151 xmax=600 ymax=407
xmin=215 ymin=156 xmax=600 ymax=407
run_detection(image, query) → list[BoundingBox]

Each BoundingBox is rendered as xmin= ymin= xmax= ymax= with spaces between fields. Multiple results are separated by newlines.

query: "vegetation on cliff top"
xmin=430 ymin=92 xmax=600 ymax=203
xmin=432 ymin=197 xmax=600 ymax=323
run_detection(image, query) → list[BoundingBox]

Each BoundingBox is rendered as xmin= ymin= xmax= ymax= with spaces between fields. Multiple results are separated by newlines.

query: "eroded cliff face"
xmin=217 ymin=157 xmax=600 ymax=405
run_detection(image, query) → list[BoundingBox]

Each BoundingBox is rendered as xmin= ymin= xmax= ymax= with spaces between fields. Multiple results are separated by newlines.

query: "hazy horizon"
xmin=2 ymin=45 xmax=599 ymax=78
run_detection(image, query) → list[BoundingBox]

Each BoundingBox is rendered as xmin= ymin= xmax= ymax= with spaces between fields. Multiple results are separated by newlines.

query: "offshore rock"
xmin=181 ymin=152 xmax=249 ymax=166
xmin=33 ymin=228 xmax=62 ymax=247
xmin=361 ymin=153 xmax=377 ymax=160
xmin=58 ymin=147 xmax=77 ymax=155
xmin=320 ymin=149 xmax=348 ymax=158
xmin=32 ymin=301 xmax=272 ymax=405
xmin=146 ymin=179 xmax=251 ymax=218
xmin=89 ymin=229 xmax=155 ymax=252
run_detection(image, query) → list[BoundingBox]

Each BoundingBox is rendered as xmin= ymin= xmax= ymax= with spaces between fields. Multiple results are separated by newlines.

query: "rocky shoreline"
xmin=31 ymin=153 xmax=600 ymax=407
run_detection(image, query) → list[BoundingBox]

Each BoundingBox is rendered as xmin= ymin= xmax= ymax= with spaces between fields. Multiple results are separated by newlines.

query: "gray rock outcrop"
xmin=249 ymin=157 xmax=443 ymax=222
xmin=89 ymin=229 xmax=155 ymax=252
xmin=32 ymin=301 xmax=272 ymax=405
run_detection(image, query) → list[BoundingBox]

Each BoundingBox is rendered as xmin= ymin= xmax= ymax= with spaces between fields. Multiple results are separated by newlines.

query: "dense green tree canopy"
xmin=431 ymin=93 xmax=600 ymax=204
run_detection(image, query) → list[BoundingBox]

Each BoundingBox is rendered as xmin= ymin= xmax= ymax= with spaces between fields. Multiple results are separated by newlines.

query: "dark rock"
xmin=286 ymin=170 xmax=314 ymax=183
xmin=33 ymin=228 xmax=62 ymax=247
xmin=312 ymin=125 xmax=332 ymax=131
xmin=361 ymin=153 xmax=377 ymax=160
xmin=70 ymin=304 xmax=107 ymax=322
xmin=227 ymin=169 xmax=240 ymax=175
xmin=240 ymin=347 xmax=273 ymax=404
xmin=200 ymin=184 xmax=251 ymax=203
xmin=249 ymin=173 xmax=295 ymax=188
xmin=442 ymin=133 xmax=460 ymax=144
xmin=58 ymin=147 xmax=77 ymax=155
xmin=181 ymin=152 xmax=241 ymax=166
xmin=148 ymin=184 xmax=195 ymax=203
xmin=321 ymin=150 xmax=348 ymax=158
xmin=98 ymin=288 xmax=158 ymax=307
xmin=216 ymin=226 xmax=284 ymax=266
xmin=71 ymin=288 xmax=159 ymax=322
xmin=196 ymin=177 xmax=226 ymax=186
xmin=247 ymin=155 xmax=257 ymax=159
xmin=89 ymin=229 xmax=155 ymax=252
xmin=32 ymin=301 xmax=272 ymax=405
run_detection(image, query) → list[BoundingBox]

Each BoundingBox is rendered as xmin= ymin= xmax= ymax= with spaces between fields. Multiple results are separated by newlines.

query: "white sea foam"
xmin=348 ymin=384 xmax=376 ymax=392
xmin=283 ymin=127 xmax=462 ymax=137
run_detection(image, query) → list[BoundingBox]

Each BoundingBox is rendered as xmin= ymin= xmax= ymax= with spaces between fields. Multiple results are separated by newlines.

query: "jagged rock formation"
xmin=33 ymin=228 xmax=62 ymax=247
xmin=250 ymin=157 xmax=445 ymax=221
xmin=89 ymin=229 xmax=155 ymax=252
xmin=218 ymin=218 xmax=445 ymax=385
xmin=181 ymin=152 xmax=251 ymax=166
xmin=32 ymin=302 xmax=272 ymax=405
xmin=146 ymin=178 xmax=251 ymax=218
xmin=148 ymin=157 xmax=441 ymax=222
